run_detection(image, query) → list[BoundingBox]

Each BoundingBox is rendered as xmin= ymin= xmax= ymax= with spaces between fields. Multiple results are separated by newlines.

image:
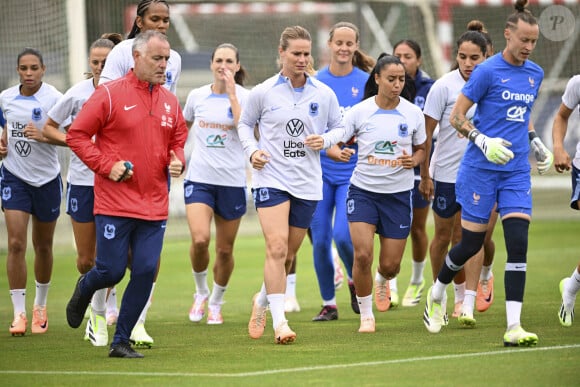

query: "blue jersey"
xmin=316 ymin=66 xmax=369 ymax=184
xmin=413 ymin=69 xmax=435 ymax=110
xmin=412 ymin=70 xmax=434 ymax=178
xmin=0 ymin=107 xmax=5 ymax=128
xmin=462 ymin=53 xmax=543 ymax=172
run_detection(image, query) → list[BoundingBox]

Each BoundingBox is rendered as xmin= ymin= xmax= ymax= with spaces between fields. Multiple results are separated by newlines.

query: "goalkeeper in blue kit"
xmin=422 ymin=0 xmax=553 ymax=347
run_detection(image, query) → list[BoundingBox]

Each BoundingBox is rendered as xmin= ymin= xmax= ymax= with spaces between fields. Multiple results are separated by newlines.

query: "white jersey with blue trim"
xmin=461 ymin=53 xmax=543 ymax=171
xmin=48 ymin=78 xmax=95 ymax=186
xmin=424 ymin=69 xmax=476 ymax=183
xmin=0 ymin=82 xmax=62 ymax=186
xmin=99 ymin=38 xmax=181 ymax=94
xmin=344 ymin=96 xmax=426 ymax=194
xmin=238 ymin=73 xmax=345 ymax=200
xmin=183 ymin=84 xmax=250 ymax=187
xmin=561 ymin=75 xmax=580 ymax=169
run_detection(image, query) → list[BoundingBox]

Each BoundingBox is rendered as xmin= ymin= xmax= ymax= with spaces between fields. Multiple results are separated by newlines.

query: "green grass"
xmin=1 ymin=218 xmax=579 ymax=386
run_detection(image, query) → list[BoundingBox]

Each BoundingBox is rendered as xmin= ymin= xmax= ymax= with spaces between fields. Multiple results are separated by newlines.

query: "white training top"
xmin=423 ymin=69 xmax=476 ymax=183
xmin=99 ymin=38 xmax=182 ymax=94
xmin=343 ymin=96 xmax=426 ymax=194
xmin=183 ymin=84 xmax=250 ymax=187
xmin=561 ymin=75 xmax=580 ymax=169
xmin=0 ymin=82 xmax=62 ymax=186
xmin=238 ymin=73 xmax=345 ymax=200
xmin=48 ymin=78 xmax=95 ymax=186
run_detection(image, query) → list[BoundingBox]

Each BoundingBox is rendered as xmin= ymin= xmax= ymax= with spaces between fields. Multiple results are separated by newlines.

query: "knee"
xmin=354 ymin=251 xmax=373 ymax=271
xmin=215 ymin=245 xmax=234 ymax=262
xmin=433 ymin=233 xmax=452 ymax=248
xmin=266 ymin=239 xmax=287 ymax=261
xmin=452 ymin=229 xmax=486 ymax=260
xmin=380 ymin=262 xmax=400 ymax=279
xmin=192 ymin=236 xmax=210 ymax=253
xmin=7 ymin=237 xmax=26 ymax=257
xmin=94 ymin=263 xmax=125 ymax=284
xmin=410 ymin=226 xmax=426 ymax=240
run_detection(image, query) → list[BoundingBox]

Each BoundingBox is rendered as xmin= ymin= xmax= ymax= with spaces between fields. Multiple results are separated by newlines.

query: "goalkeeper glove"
xmin=529 ymin=131 xmax=553 ymax=175
xmin=468 ymin=129 xmax=514 ymax=165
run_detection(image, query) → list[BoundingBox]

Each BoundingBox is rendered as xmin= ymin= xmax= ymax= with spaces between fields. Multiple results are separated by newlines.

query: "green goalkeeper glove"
xmin=468 ymin=129 xmax=514 ymax=165
xmin=529 ymin=132 xmax=553 ymax=175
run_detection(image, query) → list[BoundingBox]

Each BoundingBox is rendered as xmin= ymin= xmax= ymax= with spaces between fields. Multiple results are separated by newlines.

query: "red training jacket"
xmin=67 ymin=70 xmax=187 ymax=221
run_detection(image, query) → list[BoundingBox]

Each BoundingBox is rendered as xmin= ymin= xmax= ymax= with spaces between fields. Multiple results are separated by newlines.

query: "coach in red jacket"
xmin=65 ymin=30 xmax=188 ymax=358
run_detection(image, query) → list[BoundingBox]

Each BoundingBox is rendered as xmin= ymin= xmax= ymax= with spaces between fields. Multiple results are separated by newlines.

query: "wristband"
xmin=467 ymin=129 xmax=481 ymax=142
xmin=528 ymin=131 xmax=538 ymax=141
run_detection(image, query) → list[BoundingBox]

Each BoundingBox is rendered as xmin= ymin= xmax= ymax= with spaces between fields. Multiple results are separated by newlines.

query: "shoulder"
xmin=66 ymin=78 xmax=94 ymax=96
xmin=39 ymin=83 xmax=63 ymax=99
xmin=352 ymin=67 xmax=370 ymax=80
xmin=0 ymin=84 xmax=21 ymax=100
xmin=115 ymin=39 xmax=134 ymax=51
xmin=187 ymin=84 xmax=212 ymax=99
xmin=524 ymin=60 xmax=543 ymax=76
xmin=309 ymin=77 xmax=335 ymax=96
xmin=347 ymin=97 xmax=375 ymax=117
xmin=170 ymin=48 xmax=182 ymax=63
xmin=235 ymin=84 xmax=250 ymax=97
xmin=106 ymin=40 xmax=133 ymax=61
xmin=251 ymin=74 xmax=280 ymax=94
xmin=417 ymin=70 xmax=435 ymax=86
xmin=433 ymin=70 xmax=461 ymax=90
xmin=565 ymin=75 xmax=580 ymax=91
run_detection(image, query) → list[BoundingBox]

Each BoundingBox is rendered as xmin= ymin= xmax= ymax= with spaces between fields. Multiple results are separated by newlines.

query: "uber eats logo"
xmin=284 ymin=118 xmax=306 ymax=158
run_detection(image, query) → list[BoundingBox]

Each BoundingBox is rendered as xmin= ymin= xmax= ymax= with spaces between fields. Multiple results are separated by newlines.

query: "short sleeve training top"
xmin=183 ymin=84 xmax=250 ymax=187
xmin=344 ymin=96 xmax=426 ymax=193
xmin=48 ymin=78 xmax=96 ymax=186
xmin=461 ymin=53 xmax=543 ymax=172
xmin=423 ymin=69 xmax=476 ymax=183
xmin=0 ymin=82 xmax=62 ymax=186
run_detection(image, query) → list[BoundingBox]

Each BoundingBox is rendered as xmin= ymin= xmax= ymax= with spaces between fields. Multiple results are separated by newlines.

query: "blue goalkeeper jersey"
xmin=461 ymin=53 xmax=543 ymax=172
xmin=316 ymin=66 xmax=369 ymax=184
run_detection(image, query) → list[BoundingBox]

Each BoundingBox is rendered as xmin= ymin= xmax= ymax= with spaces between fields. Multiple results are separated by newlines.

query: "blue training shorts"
xmin=184 ymin=180 xmax=246 ymax=220
xmin=456 ymin=164 xmax=531 ymax=223
xmin=346 ymin=184 xmax=412 ymax=239
xmin=1 ymin=165 xmax=62 ymax=222
xmin=252 ymin=187 xmax=318 ymax=229
xmin=432 ymin=181 xmax=461 ymax=219
xmin=66 ymin=183 xmax=95 ymax=223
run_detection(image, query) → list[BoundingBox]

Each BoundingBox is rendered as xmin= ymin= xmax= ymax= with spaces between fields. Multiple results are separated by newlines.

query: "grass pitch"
xmin=0 ymin=185 xmax=579 ymax=386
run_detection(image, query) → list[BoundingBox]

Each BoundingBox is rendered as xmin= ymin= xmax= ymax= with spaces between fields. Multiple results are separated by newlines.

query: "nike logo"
xmin=51 ymin=207 xmax=59 ymax=213
xmin=270 ymin=106 xmax=282 ymax=111
xmin=235 ymin=205 xmax=244 ymax=210
xmin=40 ymin=320 xmax=47 ymax=329
xmin=485 ymin=290 xmax=493 ymax=303
xmin=399 ymin=225 xmax=409 ymax=229
xmin=501 ymin=78 xmax=510 ymax=83
xmin=124 ymin=104 xmax=137 ymax=111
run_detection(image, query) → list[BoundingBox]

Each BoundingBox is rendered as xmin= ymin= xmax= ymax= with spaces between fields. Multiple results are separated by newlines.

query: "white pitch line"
xmin=1 ymin=344 xmax=579 ymax=378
